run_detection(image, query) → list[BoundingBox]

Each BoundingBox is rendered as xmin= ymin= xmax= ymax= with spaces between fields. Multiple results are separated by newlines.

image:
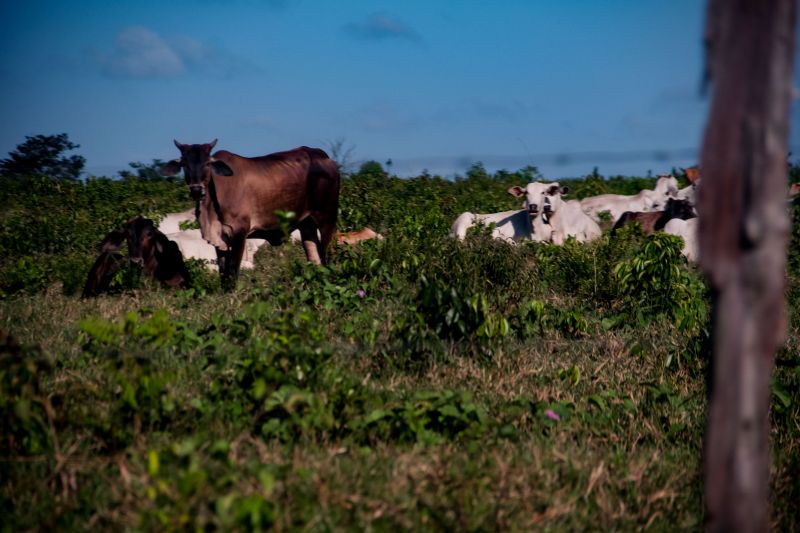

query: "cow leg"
xmin=298 ymin=217 xmax=323 ymax=265
xmin=216 ymin=232 xmax=246 ymax=290
xmin=316 ymin=220 xmax=336 ymax=265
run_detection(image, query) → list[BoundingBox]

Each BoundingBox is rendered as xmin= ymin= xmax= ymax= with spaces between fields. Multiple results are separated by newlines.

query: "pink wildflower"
xmin=544 ymin=409 xmax=560 ymax=421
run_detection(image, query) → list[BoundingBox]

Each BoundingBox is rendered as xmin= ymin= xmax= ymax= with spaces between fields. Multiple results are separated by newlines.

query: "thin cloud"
xmin=96 ymin=26 xmax=257 ymax=79
xmin=99 ymin=26 xmax=184 ymax=78
xmin=343 ymin=13 xmax=423 ymax=44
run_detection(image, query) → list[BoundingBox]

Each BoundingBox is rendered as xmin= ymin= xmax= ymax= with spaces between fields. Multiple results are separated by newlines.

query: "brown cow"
xmin=335 ymin=227 xmax=383 ymax=245
xmin=611 ymin=197 xmax=697 ymax=236
xmin=82 ymin=216 xmax=191 ymax=297
xmin=683 ymin=165 xmax=702 ymax=184
xmin=82 ymin=251 xmax=126 ymax=297
xmin=159 ymin=140 xmax=340 ymax=288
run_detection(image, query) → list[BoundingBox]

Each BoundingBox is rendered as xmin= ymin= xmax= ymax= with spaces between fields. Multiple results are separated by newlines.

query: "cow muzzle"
xmin=130 ymin=257 xmax=144 ymax=267
xmin=528 ymin=204 xmax=539 ymax=217
xmin=189 ymin=185 xmax=205 ymax=200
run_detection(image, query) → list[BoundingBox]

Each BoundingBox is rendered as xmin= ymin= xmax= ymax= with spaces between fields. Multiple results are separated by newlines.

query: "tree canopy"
xmin=0 ymin=133 xmax=85 ymax=180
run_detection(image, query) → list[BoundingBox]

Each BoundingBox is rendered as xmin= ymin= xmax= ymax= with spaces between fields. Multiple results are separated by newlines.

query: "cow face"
xmin=508 ymin=182 xmax=569 ymax=222
xmin=125 ymin=217 xmax=160 ymax=266
xmin=160 ymin=139 xmax=233 ymax=200
xmin=100 ymin=216 xmax=161 ymax=267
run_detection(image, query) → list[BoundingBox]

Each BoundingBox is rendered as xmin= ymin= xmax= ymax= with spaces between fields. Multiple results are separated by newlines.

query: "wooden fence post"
xmin=700 ymin=0 xmax=797 ymax=531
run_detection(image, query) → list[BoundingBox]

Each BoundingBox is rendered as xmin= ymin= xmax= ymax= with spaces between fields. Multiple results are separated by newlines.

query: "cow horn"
xmin=209 ymin=138 xmax=218 ymax=149
xmin=174 ymin=139 xmax=186 ymax=150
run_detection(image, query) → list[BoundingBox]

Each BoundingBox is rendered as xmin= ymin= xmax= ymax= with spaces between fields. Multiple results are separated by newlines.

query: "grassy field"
xmin=1 ymin=165 xmax=799 ymax=531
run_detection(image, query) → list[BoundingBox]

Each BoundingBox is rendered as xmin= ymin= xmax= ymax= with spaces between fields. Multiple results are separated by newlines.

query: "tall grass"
xmin=1 ymin=167 xmax=798 ymax=530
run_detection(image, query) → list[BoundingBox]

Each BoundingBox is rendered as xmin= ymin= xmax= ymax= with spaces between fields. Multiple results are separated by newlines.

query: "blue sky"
xmin=1 ymin=1 xmax=798 ymax=179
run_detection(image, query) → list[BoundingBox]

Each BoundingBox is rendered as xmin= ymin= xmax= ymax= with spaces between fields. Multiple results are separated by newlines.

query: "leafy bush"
xmin=77 ymin=310 xmax=203 ymax=447
xmin=0 ymin=333 xmax=54 ymax=455
xmin=613 ymin=233 xmax=707 ymax=326
xmin=215 ymin=306 xmax=332 ymax=419
xmin=138 ymin=440 xmax=277 ymax=531
xmin=0 ymin=174 xmax=190 ymax=298
xmin=359 ymin=390 xmax=489 ymax=444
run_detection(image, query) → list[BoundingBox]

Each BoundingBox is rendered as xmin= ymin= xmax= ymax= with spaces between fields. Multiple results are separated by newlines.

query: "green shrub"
xmin=0 ymin=174 xmax=190 ymax=298
xmin=532 ymin=228 xmax=643 ymax=306
xmin=137 ymin=441 xmax=277 ymax=531
xmin=77 ymin=310 xmax=202 ymax=447
xmin=358 ymin=390 xmax=489 ymax=445
xmin=613 ymin=233 xmax=707 ymax=326
xmin=0 ymin=334 xmax=54 ymax=455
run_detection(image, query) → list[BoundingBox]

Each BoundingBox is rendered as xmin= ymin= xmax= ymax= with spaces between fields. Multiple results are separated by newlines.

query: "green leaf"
xmin=588 ymin=394 xmax=606 ymax=412
xmin=147 ymin=450 xmax=159 ymax=476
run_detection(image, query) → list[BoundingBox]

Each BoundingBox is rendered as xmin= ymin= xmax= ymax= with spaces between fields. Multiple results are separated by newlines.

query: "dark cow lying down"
xmin=82 ymin=216 xmax=191 ymax=297
xmin=611 ymin=197 xmax=696 ymax=236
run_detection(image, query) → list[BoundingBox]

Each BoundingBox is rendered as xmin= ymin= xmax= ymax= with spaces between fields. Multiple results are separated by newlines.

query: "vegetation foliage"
xmin=0 ymin=133 xmax=85 ymax=181
xmin=1 ymin=159 xmax=799 ymax=531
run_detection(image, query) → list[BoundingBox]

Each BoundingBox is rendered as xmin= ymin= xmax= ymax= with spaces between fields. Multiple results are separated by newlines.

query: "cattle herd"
xmin=449 ymin=171 xmax=702 ymax=256
xmin=83 ymin=140 xmax=710 ymax=296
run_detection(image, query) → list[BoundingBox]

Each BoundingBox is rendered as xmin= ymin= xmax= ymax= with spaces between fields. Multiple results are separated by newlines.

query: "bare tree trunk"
xmin=699 ymin=1 xmax=797 ymax=531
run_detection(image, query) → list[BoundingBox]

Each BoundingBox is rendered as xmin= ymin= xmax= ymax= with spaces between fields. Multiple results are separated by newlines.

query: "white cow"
xmin=165 ymin=229 xmax=267 ymax=271
xmin=158 ymin=209 xmax=303 ymax=243
xmin=653 ymin=175 xmax=679 ymax=197
xmin=158 ymin=210 xmax=268 ymax=271
xmin=157 ymin=208 xmax=197 ymax=233
xmin=165 ymin=229 xmax=217 ymax=269
xmin=509 ymin=182 xmax=601 ymax=244
xmin=580 ymin=175 xmax=679 ymax=223
xmin=663 ymin=217 xmax=698 ymax=262
xmin=449 ymin=209 xmax=540 ymax=243
xmin=676 ymin=184 xmax=696 ymax=205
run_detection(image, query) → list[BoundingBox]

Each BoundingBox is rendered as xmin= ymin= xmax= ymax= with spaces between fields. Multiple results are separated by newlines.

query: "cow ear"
xmin=210 ymin=159 xmax=234 ymax=176
xmin=160 ymin=159 xmax=182 ymax=176
xmin=508 ymin=186 xmax=525 ymax=197
xmin=99 ymin=230 xmax=126 ymax=253
xmin=560 ymin=186 xmax=570 ymax=195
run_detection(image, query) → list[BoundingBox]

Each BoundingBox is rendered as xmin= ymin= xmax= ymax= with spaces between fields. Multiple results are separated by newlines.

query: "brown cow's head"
xmin=100 ymin=216 xmax=164 ymax=267
xmin=159 ymin=139 xmax=233 ymax=200
xmin=682 ymin=165 xmax=701 ymax=184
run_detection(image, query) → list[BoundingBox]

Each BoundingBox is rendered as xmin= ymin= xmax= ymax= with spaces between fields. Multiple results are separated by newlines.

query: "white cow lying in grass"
xmin=157 ymin=209 xmax=196 ymax=234
xmin=663 ymin=217 xmax=698 ymax=262
xmin=508 ymin=182 xmax=601 ymax=244
xmin=450 ymin=181 xmax=601 ymax=245
xmin=449 ymin=209 xmax=540 ymax=243
xmin=157 ymin=210 xmax=268 ymax=271
xmin=164 ymin=229 xmax=267 ymax=271
xmin=580 ymin=175 xmax=679 ymax=223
